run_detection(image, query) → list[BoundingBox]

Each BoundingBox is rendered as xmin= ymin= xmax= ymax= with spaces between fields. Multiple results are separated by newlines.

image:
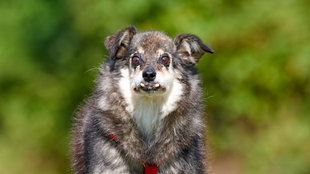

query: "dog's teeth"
xmin=153 ymin=84 xmax=160 ymax=88
xmin=140 ymin=83 xmax=145 ymax=87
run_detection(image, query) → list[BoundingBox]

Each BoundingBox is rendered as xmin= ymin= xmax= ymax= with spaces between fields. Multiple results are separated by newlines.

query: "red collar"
xmin=144 ymin=164 xmax=158 ymax=174
xmin=109 ymin=133 xmax=158 ymax=174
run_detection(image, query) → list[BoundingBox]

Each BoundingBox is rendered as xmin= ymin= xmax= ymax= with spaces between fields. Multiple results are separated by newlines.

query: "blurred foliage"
xmin=0 ymin=0 xmax=309 ymax=173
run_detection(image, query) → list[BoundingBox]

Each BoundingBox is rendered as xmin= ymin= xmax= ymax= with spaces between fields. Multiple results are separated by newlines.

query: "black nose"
xmin=142 ymin=66 xmax=156 ymax=82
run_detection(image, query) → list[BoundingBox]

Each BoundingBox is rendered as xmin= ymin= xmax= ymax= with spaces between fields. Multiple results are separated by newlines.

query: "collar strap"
xmin=108 ymin=133 xmax=158 ymax=174
xmin=144 ymin=164 xmax=158 ymax=174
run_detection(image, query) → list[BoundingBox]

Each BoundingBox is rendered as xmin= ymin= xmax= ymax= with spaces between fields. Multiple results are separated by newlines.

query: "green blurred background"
xmin=1 ymin=0 xmax=309 ymax=173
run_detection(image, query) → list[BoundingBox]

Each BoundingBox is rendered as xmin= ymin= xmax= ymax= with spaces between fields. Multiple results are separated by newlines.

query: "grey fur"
xmin=71 ymin=26 xmax=213 ymax=174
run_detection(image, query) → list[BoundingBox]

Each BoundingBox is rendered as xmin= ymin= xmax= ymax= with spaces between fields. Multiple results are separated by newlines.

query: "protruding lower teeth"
xmin=140 ymin=83 xmax=145 ymax=88
xmin=153 ymin=83 xmax=160 ymax=88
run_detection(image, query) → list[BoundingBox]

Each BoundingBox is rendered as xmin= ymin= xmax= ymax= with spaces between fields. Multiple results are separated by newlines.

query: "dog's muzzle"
xmin=140 ymin=82 xmax=160 ymax=91
xmin=134 ymin=81 xmax=162 ymax=93
xmin=133 ymin=66 xmax=164 ymax=93
xmin=142 ymin=66 xmax=156 ymax=82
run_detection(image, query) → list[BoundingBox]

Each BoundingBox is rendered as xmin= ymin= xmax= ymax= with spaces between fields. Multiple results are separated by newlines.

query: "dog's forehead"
xmin=131 ymin=31 xmax=175 ymax=53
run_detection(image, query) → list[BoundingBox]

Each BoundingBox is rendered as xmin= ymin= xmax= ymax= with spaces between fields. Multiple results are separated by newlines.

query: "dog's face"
xmin=128 ymin=32 xmax=177 ymax=96
xmin=104 ymin=26 xmax=214 ymax=97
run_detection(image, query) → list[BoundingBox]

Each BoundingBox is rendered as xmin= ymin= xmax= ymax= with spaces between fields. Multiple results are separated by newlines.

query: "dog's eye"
xmin=159 ymin=54 xmax=170 ymax=66
xmin=131 ymin=54 xmax=141 ymax=66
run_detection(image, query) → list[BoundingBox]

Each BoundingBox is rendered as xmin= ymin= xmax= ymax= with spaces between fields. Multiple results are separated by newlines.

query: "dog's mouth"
xmin=133 ymin=82 xmax=166 ymax=93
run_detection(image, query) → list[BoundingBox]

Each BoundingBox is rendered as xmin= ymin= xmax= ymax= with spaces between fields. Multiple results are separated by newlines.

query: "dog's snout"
xmin=142 ymin=66 xmax=156 ymax=82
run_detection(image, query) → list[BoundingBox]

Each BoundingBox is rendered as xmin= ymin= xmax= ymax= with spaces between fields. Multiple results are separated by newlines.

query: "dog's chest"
xmin=132 ymin=98 xmax=163 ymax=137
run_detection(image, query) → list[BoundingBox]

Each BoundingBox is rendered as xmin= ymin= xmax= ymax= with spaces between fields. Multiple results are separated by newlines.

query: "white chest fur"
xmin=132 ymin=97 xmax=163 ymax=137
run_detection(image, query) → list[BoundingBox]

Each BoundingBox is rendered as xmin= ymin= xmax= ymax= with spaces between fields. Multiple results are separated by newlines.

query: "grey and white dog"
xmin=71 ymin=26 xmax=214 ymax=174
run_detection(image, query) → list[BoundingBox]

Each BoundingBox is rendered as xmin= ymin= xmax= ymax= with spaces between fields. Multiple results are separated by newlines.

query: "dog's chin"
xmin=133 ymin=81 xmax=167 ymax=95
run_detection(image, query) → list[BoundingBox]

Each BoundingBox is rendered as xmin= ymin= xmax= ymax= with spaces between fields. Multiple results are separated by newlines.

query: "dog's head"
xmin=104 ymin=26 xmax=214 ymax=97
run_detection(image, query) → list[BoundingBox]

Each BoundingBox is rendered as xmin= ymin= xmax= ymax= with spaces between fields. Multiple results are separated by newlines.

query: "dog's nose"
xmin=142 ymin=66 xmax=156 ymax=82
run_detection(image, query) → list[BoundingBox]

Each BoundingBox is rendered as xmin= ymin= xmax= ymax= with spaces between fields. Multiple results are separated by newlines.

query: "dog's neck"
xmin=131 ymin=81 xmax=183 ymax=138
xmin=132 ymin=96 xmax=164 ymax=137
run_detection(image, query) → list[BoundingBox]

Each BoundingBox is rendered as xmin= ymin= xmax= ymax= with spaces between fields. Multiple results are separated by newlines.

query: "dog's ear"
xmin=174 ymin=34 xmax=214 ymax=64
xmin=104 ymin=26 xmax=137 ymax=59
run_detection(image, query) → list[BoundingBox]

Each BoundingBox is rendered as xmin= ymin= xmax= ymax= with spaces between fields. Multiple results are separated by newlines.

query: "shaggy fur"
xmin=71 ymin=26 xmax=213 ymax=174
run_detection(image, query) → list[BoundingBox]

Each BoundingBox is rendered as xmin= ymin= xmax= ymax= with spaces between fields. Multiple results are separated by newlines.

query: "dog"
xmin=71 ymin=26 xmax=214 ymax=174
